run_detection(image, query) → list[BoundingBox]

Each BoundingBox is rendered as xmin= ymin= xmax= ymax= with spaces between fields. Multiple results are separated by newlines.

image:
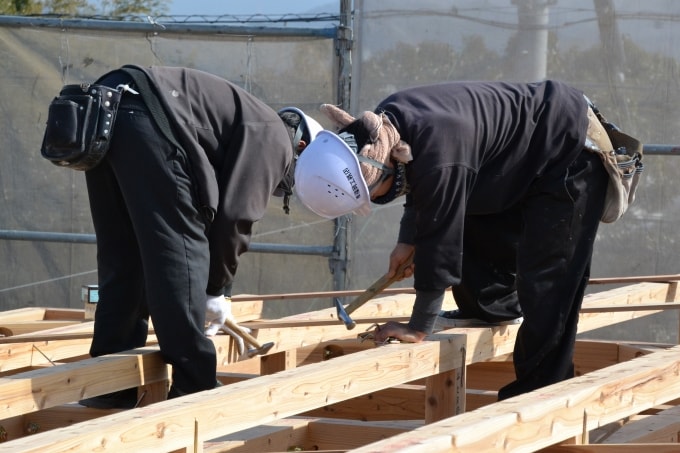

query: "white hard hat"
xmin=277 ymin=107 xmax=324 ymax=141
xmin=294 ymin=130 xmax=371 ymax=219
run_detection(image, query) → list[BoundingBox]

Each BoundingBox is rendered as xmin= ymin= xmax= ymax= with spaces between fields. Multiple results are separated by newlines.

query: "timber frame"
xmin=1 ymin=280 xmax=680 ymax=452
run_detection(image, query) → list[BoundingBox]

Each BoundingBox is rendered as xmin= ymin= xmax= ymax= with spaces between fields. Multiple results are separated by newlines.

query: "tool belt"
xmin=40 ymin=83 xmax=122 ymax=171
xmin=583 ymin=98 xmax=643 ymax=223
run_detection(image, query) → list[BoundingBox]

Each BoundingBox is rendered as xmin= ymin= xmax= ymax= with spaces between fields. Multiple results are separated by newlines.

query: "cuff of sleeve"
xmin=206 ymin=282 xmax=232 ymax=297
xmin=407 ymin=289 xmax=445 ymax=334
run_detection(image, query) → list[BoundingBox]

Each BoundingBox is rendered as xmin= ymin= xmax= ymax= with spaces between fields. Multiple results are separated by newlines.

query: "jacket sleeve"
xmin=409 ymin=164 xmax=474 ymax=292
xmin=206 ymin=120 xmax=291 ymax=296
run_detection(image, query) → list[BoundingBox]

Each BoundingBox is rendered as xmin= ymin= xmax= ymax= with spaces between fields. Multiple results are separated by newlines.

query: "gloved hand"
xmin=204 ymin=294 xmax=251 ymax=355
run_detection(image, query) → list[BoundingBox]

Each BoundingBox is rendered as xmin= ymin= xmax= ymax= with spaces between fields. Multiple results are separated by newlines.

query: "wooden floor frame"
xmin=1 ymin=281 xmax=679 ymax=452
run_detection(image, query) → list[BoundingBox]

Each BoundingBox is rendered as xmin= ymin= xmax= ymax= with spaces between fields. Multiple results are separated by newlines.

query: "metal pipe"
xmin=0 ymin=15 xmax=336 ymax=38
xmin=329 ymin=0 xmax=355 ymax=294
xmin=642 ymin=144 xmax=680 ymax=155
xmin=0 ymin=230 xmax=334 ymax=256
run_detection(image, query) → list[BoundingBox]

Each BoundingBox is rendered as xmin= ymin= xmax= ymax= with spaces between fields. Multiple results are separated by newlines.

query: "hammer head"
xmin=334 ymin=298 xmax=356 ymax=330
xmin=246 ymin=341 xmax=275 ymax=358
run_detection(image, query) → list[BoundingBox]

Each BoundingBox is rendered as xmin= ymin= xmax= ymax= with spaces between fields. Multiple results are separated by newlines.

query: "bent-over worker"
xmin=294 ymin=80 xmax=642 ymax=400
xmin=77 ymin=64 xmax=322 ymax=408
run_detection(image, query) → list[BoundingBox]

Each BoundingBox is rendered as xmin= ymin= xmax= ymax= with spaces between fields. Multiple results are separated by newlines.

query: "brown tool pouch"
xmin=584 ymin=102 xmax=644 ymax=223
xmin=41 ymin=83 xmax=122 ymax=171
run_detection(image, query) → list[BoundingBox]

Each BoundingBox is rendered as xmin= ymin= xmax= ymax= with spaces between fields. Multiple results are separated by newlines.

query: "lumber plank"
xmin=203 ymin=416 xmax=314 ymax=453
xmin=466 ymin=360 xmax=516 ymax=391
xmin=306 ymin=418 xmax=420 ymax=451
xmin=1 ymin=282 xmax=679 ymax=452
xmin=0 ymin=308 xmax=48 ymax=322
xmin=577 ymin=283 xmax=679 ymax=334
xmin=42 ymin=308 xmax=86 ymax=320
xmin=601 ymin=404 xmax=680 ymax=443
xmin=425 ymin=369 xmax=462 ymax=422
xmin=0 ymin=335 xmax=467 ymax=452
xmin=0 ymin=321 xmax=82 ymax=336
xmin=277 ymin=291 xmax=457 ymax=322
xmin=202 ymin=417 xmax=421 ymax=453
xmin=231 ymin=286 xmax=416 ymax=301
xmin=348 ymin=345 xmax=680 ymax=452
xmin=296 ymin=339 xmax=376 ymax=366
xmin=20 ymin=404 xmax=122 ymax=434
xmin=0 ymin=338 xmax=92 ymax=373
xmin=244 ymin=316 xmax=410 ymax=329
xmin=544 ymin=445 xmax=680 ymax=452
xmin=0 ymin=347 xmax=168 ymax=420
xmin=302 ymin=384 xmax=426 ymax=421
xmin=1 ymin=320 xmax=95 ymax=341
xmin=573 ymin=341 xmax=621 ymax=376
xmin=589 ymin=274 xmax=680 ymax=284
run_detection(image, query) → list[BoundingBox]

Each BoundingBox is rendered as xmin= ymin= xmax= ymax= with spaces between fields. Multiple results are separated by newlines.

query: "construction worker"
xmin=294 ymin=80 xmax=642 ymax=400
xmin=76 ymin=65 xmax=322 ymax=408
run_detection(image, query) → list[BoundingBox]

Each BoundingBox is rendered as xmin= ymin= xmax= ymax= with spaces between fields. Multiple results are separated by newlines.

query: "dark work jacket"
xmin=115 ymin=65 xmax=293 ymax=296
xmin=378 ymin=80 xmax=589 ymax=292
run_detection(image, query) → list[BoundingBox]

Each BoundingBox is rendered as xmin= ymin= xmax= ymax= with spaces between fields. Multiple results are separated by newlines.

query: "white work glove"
xmin=204 ymin=294 xmax=251 ymax=355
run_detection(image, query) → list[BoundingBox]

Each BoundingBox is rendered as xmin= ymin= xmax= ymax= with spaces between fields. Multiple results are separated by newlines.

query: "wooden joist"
xmin=349 ymin=344 xmax=680 ymax=452
xmin=0 ymin=348 xmax=169 ymax=421
xmin=202 ymin=417 xmax=422 ymax=453
xmin=1 ymin=336 xmax=467 ymax=452
xmin=1 ymin=280 xmax=680 ymax=451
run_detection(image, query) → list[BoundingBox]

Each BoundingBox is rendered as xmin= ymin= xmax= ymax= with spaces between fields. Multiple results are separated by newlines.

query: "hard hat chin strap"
xmin=357 ymin=154 xmax=394 ymax=193
xmin=339 ymin=131 xmax=393 ymax=192
xmin=371 ymin=161 xmax=410 ymax=205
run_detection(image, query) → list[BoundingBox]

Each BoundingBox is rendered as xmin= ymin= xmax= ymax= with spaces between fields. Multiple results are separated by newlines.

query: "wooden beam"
xmin=0 ymin=338 xmax=93 ymax=373
xmin=545 ymin=445 xmax=680 ymax=452
xmin=231 ymin=287 xmax=416 ymax=301
xmin=580 ymin=302 xmax=680 ymax=313
xmin=0 ymin=347 xmax=168 ymax=420
xmin=578 ymin=283 xmax=680 ymax=334
xmin=0 ymin=308 xmax=48 ymax=322
xmin=589 ymin=274 xmax=680 ymax=284
xmin=348 ymin=345 xmax=680 ymax=452
xmin=0 ymin=321 xmax=82 ymax=336
xmin=0 ymin=336 xmax=467 ymax=452
xmin=601 ymin=404 xmax=680 ymax=443
xmin=302 ymin=384 xmax=426 ymax=421
xmin=202 ymin=417 xmax=421 ymax=453
xmin=306 ymin=418 xmax=420 ymax=451
xmin=1 ymin=282 xmax=679 ymax=452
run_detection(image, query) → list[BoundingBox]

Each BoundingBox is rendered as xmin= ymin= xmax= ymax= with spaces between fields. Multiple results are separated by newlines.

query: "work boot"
xmin=167 ymin=379 xmax=222 ymax=399
xmin=437 ymin=309 xmax=523 ymax=328
xmin=78 ymin=388 xmax=139 ymax=409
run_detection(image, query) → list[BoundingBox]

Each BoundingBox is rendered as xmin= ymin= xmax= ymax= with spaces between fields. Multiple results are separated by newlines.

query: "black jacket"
xmin=378 ymin=80 xmax=588 ymax=291
xmin=126 ymin=66 xmax=292 ymax=295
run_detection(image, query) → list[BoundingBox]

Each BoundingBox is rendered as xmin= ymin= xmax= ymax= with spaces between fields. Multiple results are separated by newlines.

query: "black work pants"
xmin=85 ymin=95 xmax=217 ymax=394
xmin=454 ymin=150 xmax=608 ymax=400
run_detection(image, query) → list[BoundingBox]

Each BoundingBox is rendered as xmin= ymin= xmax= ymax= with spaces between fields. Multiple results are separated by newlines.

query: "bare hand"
xmin=373 ymin=321 xmax=426 ymax=344
xmin=387 ymin=243 xmax=415 ymax=281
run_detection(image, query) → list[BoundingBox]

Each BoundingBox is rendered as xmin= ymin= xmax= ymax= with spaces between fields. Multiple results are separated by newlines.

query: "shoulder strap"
xmin=119 ymin=66 xmax=184 ymax=152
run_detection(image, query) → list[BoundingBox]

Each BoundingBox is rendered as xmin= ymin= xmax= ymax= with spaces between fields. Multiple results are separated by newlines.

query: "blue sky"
xmin=167 ymin=1 xmax=335 ymax=16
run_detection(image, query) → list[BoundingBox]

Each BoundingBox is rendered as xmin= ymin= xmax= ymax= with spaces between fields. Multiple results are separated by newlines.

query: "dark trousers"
xmin=85 ymin=96 xmax=217 ymax=394
xmin=453 ymin=150 xmax=609 ymax=400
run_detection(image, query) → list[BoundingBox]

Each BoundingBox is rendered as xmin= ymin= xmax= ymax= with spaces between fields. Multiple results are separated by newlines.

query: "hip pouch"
xmin=40 ymin=83 xmax=122 ymax=171
xmin=583 ymin=98 xmax=644 ymax=223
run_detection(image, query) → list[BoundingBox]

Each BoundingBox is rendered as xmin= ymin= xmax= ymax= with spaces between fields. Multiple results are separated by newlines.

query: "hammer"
xmin=335 ymin=251 xmax=415 ymax=330
xmin=223 ymin=318 xmax=275 ymax=357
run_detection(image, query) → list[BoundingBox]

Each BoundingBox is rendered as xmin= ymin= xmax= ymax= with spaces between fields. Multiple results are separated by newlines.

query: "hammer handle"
xmin=344 ymin=251 xmax=415 ymax=316
xmin=223 ymin=317 xmax=263 ymax=349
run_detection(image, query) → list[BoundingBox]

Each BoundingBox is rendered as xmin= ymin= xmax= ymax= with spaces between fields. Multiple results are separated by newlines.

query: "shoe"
xmin=78 ymin=388 xmax=138 ymax=409
xmin=168 ymin=379 xmax=223 ymax=400
xmin=437 ymin=309 xmax=523 ymax=327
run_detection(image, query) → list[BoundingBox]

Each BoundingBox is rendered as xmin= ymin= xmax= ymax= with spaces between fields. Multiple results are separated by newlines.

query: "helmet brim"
xmin=278 ymin=106 xmax=324 ymax=141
